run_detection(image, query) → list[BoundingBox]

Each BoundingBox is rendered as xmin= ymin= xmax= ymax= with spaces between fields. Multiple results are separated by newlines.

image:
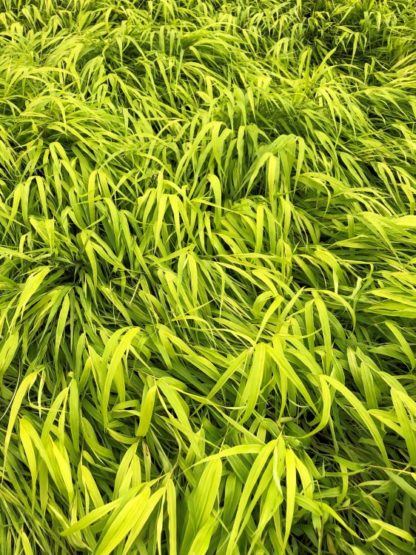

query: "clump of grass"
xmin=0 ymin=0 xmax=416 ymax=553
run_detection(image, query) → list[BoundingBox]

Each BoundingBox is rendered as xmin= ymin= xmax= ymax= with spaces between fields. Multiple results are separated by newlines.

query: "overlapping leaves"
xmin=0 ymin=0 xmax=416 ymax=553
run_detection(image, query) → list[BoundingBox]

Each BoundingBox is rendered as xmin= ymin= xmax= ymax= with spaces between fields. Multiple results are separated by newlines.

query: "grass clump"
xmin=1 ymin=0 xmax=416 ymax=553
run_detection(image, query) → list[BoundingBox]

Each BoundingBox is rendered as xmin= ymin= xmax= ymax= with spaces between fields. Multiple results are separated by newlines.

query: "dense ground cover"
xmin=0 ymin=0 xmax=416 ymax=553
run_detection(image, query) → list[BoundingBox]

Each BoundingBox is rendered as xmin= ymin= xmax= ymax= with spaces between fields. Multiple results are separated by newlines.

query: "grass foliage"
xmin=1 ymin=0 xmax=416 ymax=553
